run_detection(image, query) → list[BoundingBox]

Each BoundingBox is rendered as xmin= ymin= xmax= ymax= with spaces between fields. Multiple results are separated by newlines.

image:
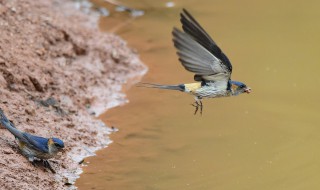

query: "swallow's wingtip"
xmin=182 ymin=8 xmax=188 ymax=14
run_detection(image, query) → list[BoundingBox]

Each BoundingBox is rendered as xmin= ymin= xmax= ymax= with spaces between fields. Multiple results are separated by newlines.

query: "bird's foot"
xmin=191 ymin=102 xmax=199 ymax=115
xmin=43 ymin=160 xmax=56 ymax=174
xmin=30 ymin=158 xmax=56 ymax=173
xmin=31 ymin=161 xmax=36 ymax=167
xmin=191 ymin=100 xmax=203 ymax=115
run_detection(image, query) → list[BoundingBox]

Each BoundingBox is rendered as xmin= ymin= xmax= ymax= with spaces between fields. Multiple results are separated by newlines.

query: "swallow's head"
xmin=48 ymin=138 xmax=65 ymax=153
xmin=230 ymin=81 xmax=251 ymax=96
xmin=52 ymin=138 xmax=65 ymax=149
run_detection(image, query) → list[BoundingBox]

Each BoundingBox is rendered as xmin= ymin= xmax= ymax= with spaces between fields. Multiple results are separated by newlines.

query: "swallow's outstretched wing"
xmin=173 ymin=9 xmax=232 ymax=84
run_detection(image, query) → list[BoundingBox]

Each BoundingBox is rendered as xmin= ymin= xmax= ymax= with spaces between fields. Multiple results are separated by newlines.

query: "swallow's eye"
xmin=239 ymin=84 xmax=246 ymax=88
xmin=54 ymin=143 xmax=63 ymax=148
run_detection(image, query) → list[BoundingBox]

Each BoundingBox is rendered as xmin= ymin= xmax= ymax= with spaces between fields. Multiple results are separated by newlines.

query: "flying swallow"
xmin=139 ymin=9 xmax=251 ymax=114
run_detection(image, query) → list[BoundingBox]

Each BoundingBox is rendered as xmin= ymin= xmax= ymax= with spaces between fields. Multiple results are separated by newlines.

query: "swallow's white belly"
xmin=193 ymin=86 xmax=230 ymax=98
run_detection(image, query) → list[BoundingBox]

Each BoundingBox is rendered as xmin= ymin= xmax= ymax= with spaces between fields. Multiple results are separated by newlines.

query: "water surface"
xmin=77 ymin=0 xmax=320 ymax=189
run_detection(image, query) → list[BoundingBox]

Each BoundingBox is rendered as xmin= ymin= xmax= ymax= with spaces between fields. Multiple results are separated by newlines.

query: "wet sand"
xmin=78 ymin=0 xmax=320 ymax=189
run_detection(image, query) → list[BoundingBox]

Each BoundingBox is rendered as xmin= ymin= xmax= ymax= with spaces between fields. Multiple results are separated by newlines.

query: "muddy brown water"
xmin=77 ymin=0 xmax=320 ymax=189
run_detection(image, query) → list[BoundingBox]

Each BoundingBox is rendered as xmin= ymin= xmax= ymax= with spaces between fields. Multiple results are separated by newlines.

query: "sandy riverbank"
xmin=0 ymin=0 xmax=146 ymax=189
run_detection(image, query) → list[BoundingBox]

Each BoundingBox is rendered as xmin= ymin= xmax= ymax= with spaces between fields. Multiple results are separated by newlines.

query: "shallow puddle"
xmin=77 ymin=0 xmax=320 ymax=189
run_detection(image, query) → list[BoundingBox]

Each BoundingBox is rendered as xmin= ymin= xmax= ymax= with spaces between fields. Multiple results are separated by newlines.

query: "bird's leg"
xmin=43 ymin=160 xmax=56 ymax=174
xmin=191 ymin=101 xmax=199 ymax=115
xmin=28 ymin=156 xmax=37 ymax=166
xmin=191 ymin=97 xmax=202 ymax=115
xmin=31 ymin=161 xmax=36 ymax=167
xmin=199 ymin=100 xmax=203 ymax=115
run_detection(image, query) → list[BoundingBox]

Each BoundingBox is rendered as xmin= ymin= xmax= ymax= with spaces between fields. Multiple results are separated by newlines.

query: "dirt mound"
xmin=0 ymin=0 xmax=146 ymax=189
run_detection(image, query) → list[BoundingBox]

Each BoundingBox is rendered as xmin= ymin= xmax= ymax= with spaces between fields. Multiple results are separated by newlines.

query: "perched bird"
xmin=139 ymin=9 xmax=251 ymax=114
xmin=0 ymin=109 xmax=64 ymax=173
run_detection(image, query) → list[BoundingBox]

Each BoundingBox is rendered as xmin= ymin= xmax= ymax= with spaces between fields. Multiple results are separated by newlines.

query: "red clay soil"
xmin=0 ymin=0 xmax=146 ymax=189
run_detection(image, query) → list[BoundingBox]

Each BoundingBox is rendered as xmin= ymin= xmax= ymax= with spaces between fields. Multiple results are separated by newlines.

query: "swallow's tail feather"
xmin=137 ymin=82 xmax=185 ymax=92
xmin=0 ymin=109 xmax=25 ymax=140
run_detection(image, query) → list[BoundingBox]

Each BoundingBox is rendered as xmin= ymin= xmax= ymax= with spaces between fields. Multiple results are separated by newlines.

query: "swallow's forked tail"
xmin=0 ymin=108 xmax=24 ymax=139
xmin=0 ymin=109 xmax=12 ymax=127
xmin=137 ymin=82 xmax=185 ymax=91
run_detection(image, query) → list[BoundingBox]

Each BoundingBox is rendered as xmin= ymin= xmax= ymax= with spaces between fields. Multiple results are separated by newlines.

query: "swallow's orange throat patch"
xmin=48 ymin=138 xmax=55 ymax=145
xmin=231 ymin=84 xmax=239 ymax=91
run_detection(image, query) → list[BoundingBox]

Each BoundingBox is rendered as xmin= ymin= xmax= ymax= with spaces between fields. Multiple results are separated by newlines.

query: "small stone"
xmin=28 ymin=76 xmax=44 ymax=92
xmin=66 ymin=123 xmax=75 ymax=128
xmin=25 ymin=108 xmax=35 ymax=116
xmin=3 ymin=149 xmax=14 ymax=154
